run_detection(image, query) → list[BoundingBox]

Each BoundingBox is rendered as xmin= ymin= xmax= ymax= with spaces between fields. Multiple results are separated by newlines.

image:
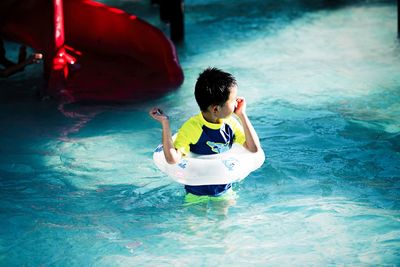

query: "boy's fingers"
xmin=149 ymin=108 xmax=159 ymax=116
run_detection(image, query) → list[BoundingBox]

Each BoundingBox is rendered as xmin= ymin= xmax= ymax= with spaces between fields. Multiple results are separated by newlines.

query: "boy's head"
xmin=195 ymin=67 xmax=237 ymax=112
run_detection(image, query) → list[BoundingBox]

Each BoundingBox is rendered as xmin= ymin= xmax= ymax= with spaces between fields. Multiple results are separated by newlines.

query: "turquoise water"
xmin=1 ymin=0 xmax=399 ymax=265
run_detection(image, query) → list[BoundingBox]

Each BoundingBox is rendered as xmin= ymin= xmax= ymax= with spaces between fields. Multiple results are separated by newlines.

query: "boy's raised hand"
xmin=234 ymin=97 xmax=247 ymax=116
xmin=149 ymin=107 xmax=169 ymax=122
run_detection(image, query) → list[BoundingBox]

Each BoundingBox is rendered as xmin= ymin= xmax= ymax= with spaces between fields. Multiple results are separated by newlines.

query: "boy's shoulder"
xmin=180 ymin=113 xmax=203 ymax=130
xmin=225 ymin=114 xmax=242 ymax=126
xmin=186 ymin=113 xmax=204 ymax=123
xmin=175 ymin=113 xmax=204 ymax=145
xmin=225 ymin=114 xmax=244 ymax=134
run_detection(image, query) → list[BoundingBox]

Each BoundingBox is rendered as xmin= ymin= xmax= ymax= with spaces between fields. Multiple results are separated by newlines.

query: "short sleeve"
xmin=174 ymin=117 xmax=202 ymax=156
xmin=227 ymin=115 xmax=246 ymax=145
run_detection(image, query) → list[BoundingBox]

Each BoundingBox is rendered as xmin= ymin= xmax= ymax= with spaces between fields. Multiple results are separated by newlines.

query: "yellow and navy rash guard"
xmin=174 ymin=113 xmax=246 ymax=196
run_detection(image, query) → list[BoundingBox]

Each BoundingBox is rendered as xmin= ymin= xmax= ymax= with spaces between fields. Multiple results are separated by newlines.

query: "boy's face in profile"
xmin=216 ymin=85 xmax=238 ymax=119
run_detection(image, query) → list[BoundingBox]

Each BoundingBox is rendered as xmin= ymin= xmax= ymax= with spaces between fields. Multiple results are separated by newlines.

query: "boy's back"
xmin=174 ymin=113 xmax=246 ymax=196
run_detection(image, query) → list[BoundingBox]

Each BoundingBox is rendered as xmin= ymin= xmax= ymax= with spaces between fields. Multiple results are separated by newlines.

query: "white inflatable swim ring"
xmin=153 ymin=141 xmax=265 ymax=186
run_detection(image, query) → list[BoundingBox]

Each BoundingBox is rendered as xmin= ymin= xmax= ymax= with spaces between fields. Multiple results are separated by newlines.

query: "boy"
xmin=150 ymin=67 xmax=261 ymax=197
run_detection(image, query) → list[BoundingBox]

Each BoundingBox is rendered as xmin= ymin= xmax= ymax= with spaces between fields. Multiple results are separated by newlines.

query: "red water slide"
xmin=0 ymin=0 xmax=184 ymax=102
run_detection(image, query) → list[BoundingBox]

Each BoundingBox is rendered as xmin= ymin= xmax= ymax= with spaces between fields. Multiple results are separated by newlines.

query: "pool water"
xmin=1 ymin=0 xmax=399 ymax=265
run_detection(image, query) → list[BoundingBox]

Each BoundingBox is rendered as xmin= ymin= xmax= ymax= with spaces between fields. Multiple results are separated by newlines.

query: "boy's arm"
xmin=160 ymin=120 xmax=183 ymax=164
xmin=149 ymin=108 xmax=183 ymax=164
xmin=234 ymin=97 xmax=261 ymax=153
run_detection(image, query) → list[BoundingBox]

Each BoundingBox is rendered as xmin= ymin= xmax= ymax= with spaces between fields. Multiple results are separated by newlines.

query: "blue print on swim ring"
xmin=155 ymin=144 xmax=163 ymax=153
xmin=178 ymin=159 xmax=188 ymax=169
xmin=223 ymin=158 xmax=239 ymax=171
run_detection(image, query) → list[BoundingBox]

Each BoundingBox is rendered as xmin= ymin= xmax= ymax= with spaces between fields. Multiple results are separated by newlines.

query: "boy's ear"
xmin=211 ymin=105 xmax=220 ymax=113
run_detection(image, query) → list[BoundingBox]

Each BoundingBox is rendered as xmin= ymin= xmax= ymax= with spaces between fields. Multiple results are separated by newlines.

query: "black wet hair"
xmin=194 ymin=67 xmax=237 ymax=111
